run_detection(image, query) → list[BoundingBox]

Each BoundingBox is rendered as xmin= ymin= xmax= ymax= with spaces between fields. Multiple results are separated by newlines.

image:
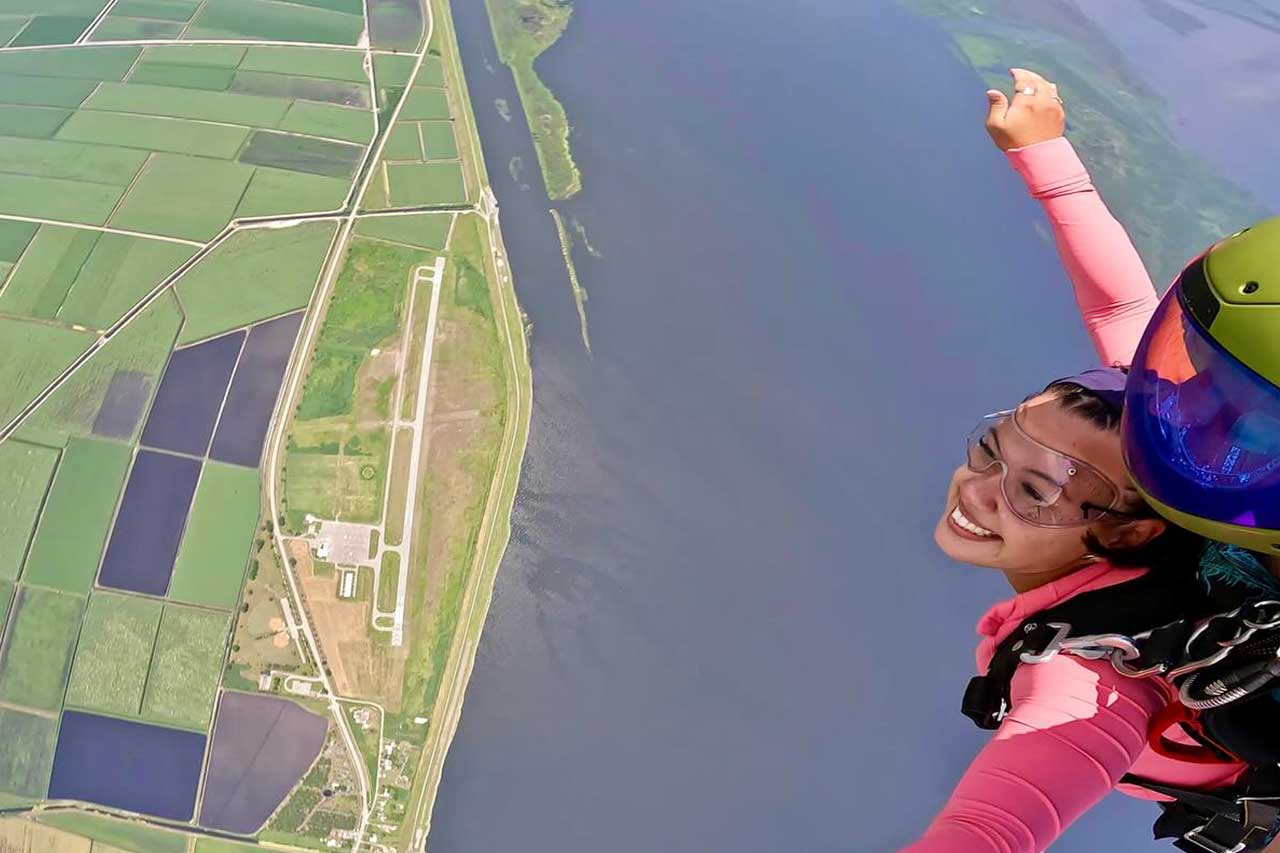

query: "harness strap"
xmin=1126 ymin=770 xmax=1280 ymax=853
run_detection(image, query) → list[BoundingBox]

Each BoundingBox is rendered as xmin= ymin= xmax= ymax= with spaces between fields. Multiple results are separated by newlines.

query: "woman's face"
xmin=934 ymin=393 xmax=1154 ymax=585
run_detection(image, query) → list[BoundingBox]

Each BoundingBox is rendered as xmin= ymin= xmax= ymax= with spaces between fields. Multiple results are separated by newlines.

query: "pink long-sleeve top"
xmin=902 ymin=137 xmax=1246 ymax=852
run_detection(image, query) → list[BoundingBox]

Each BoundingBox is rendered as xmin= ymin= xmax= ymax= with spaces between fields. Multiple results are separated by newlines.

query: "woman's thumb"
xmin=985 ymin=89 xmax=1008 ymax=125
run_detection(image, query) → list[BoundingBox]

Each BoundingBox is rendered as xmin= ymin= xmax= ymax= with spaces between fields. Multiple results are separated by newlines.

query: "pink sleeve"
xmin=1006 ymin=137 xmax=1159 ymax=367
xmin=901 ymin=655 xmax=1167 ymax=852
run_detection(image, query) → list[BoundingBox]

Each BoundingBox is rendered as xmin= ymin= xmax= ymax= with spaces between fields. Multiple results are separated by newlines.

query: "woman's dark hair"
xmin=1039 ymin=374 xmax=1206 ymax=574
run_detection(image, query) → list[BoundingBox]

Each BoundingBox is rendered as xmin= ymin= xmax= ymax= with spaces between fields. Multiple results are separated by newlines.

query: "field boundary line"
xmin=0 ymin=214 xmax=205 ymax=247
xmin=77 ymin=0 xmax=123 ymax=45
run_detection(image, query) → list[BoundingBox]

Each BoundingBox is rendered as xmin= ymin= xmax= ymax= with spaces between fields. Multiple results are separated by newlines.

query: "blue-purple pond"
xmin=97 ymin=449 xmax=200 ymax=595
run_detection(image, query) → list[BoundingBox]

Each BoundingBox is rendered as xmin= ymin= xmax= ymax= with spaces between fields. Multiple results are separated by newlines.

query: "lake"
xmin=428 ymin=1 xmax=1275 ymax=850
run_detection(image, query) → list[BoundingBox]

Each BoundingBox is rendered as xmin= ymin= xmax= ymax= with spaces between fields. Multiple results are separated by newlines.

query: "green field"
xmin=484 ymin=0 xmax=580 ymax=199
xmin=399 ymin=87 xmax=451 ymax=121
xmin=10 ymin=15 xmax=91 ymax=46
xmin=55 ymin=110 xmax=252 ymax=159
xmin=277 ymin=99 xmax=372 ymax=143
xmin=112 ymin=0 xmax=200 ymax=21
xmin=14 ymin=292 xmax=180 ymax=447
xmin=0 ymin=135 xmax=146 ymax=184
xmin=239 ymin=45 xmax=366 ymax=82
xmin=65 ymin=591 xmax=161 ymax=716
xmin=239 ymin=130 xmax=362 ymax=178
xmin=169 ymin=462 xmax=260 ymax=608
xmin=0 ymin=45 xmax=138 ymax=81
xmin=176 ymin=222 xmax=336 ymax=344
xmin=141 ymin=43 xmax=246 ymax=67
xmin=377 ymin=552 xmax=399 ymax=611
xmin=186 ymin=0 xmax=364 ymax=44
xmin=234 ymin=167 xmax=350 ymax=219
xmin=387 ymin=161 xmax=467 ymax=205
xmin=354 ymin=212 xmax=453 ymax=250
xmin=423 ymin=121 xmax=459 ymax=159
xmin=129 ymin=61 xmax=236 ymax=91
xmin=374 ymin=53 xmax=416 ymax=89
xmin=0 ymin=74 xmax=97 ymax=107
xmin=89 ymin=15 xmax=185 ymax=39
xmin=0 ymin=220 xmax=36 ymax=261
xmin=1 ymin=226 xmax=194 ymax=327
xmin=140 ymin=605 xmax=230 ymax=729
xmin=0 ymin=582 xmax=12 ymax=634
xmin=84 ymin=81 xmax=291 ymax=126
xmin=0 ymin=707 xmax=56 ymax=798
xmin=194 ymin=838 xmax=263 ymax=853
xmin=383 ymin=123 xmax=422 ymax=160
xmin=0 ymin=586 xmax=83 ymax=710
xmin=0 ymin=316 xmax=95 ymax=427
xmin=110 ymin=153 xmax=254 ymax=240
xmin=0 ymin=172 xmax=124 ymax=224
xmin=0 ymin=441 xmax=58 ymax=582
xmin=0 ymin=104 xmax=71 ymax=138
xmin=37 ymin=813 xmax=188 ymax=853
xmin=22 ymin=438 xmax=131 ymax=594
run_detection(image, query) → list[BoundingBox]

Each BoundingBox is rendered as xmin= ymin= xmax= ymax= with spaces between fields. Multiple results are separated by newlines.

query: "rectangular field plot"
xmin=399 ymin=87 xmax=451 ymax=121
xmin=84 ymin=81 xmax=291 ymax=126
xmin=0 ymin=440 xmax=58 ymax=581
xmin=55 ymin=110 xmax=252 ymax=159
xmin=0 ymin=104 xmax=70 ymax=139
xmin=0 ymin=135 xmax=146 ymax=184
xmin=141 ymin=605 xmax=231 ymax=729
xmin=141 ymin=330 xmax=245 ymax=455
xmin=382 ymin=123 xmax=422 ymax=160
xmin=277 ymin=100 xmax=371 ymax=144
xmin=65 ymin=591 xmax=161 ymax=716
xmin=238 ymin=45 xmax=365 ymax=82
xmin=38 ymin=813 xmax=189 ymax=853
xmin=14 ymin=292 xmax=181 ymax=447
xmin=10 ymin=15 xmax=92 ymax=46
xmin=354 ymin=213 xmax=452 ymax=250
xmin=0 ymin=173 xmax=124 ymax=224
xmin=0 ymin=316 xmax=94 ymax=426
xmin=170 ymin=462 xmax=261 ymax=608
xmin=57 ymin=234 xmax=196 ymax=329
xmin=0 ymin=227 xmax=100 ymax=320
xmin=231 ymin=70 xmax=367 ymax=107
xmin=23 ymin=438 xmax=131 ymax=594
xmin=233 ymin=167 xmax=349 ymax=219
xmin=175 ymin=222 xmax=335 ymax=344
xmin=387 ymin=161 xmax=467 ymax=205
xmin=238 ymin=130 xmax=361 ymax=178
xmin=98 ymin=450 xmax=201 ymax=597
xmin=0 ymin=586 xmax=83 ymax=711
xmin=128 ymin=61 xmax=236 ymax=91
xmin=0 ymin=74 xmax=97 ymax=108
xmin=209 ymin=312 xmax=304 ymax=468
xmin=48 ymin=711 xmax=205 ymax=821
xmin=88 ymin=15 xmax=185 ymax=39
xmin=199 ymin=692 xmax=328 ymax=834
xmin=185 ymin=0 xmax=363 ymax=45
xmin=0 ymin=707 xmax=56 ymax=799
xmin=112 ymin=0 xmax=201 ymax=22
xmin=110 ymin=154 xmax=254 ymax=241
xmin=368 ymin=0 xmax=423 ymax=51
xmin=141 ymin=43 xmax=246 ymax=67
xmin=0 ymin=45 xmax=138 ymax=80
xmin=422 ymin=120 xmax=459 ymax=159
xmin=0 ymin=220 xmax=37 ymax=261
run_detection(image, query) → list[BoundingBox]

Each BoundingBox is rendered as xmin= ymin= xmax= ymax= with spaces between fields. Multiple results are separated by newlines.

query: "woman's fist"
xmin=985 ymin=67 xmax=1065 ymax=151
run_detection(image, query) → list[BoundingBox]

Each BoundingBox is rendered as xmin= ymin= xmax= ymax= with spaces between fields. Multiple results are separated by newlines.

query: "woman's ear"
xmin=1093 ymin=518 xmax=1167 ymax=551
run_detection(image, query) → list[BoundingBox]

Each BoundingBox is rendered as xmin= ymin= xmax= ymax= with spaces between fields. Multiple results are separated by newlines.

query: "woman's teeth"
xmin=951 ymin=506 xmax=995 ymax=538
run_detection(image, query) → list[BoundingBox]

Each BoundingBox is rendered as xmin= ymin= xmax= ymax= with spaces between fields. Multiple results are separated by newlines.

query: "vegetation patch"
xmin=0 ymin=135 xmax=146 ymax=185
xmin=0 ymin=707 xmax=56 ymax=798
xmin=14 ymin=292 xmax=180 ymax=447
xmin=0 ymin=226 xmax=100 ymax=321
xmin=235 ymin=167 xmax=351 ymax=219
xmin=231 ymin=69 xmax=368 ymax=107
xmin=176 ymin=222 xmax=336 ymax=344
xmin=0 ymin=104 xmax=72 ymax=139
xmin=277 ymin=100 xmax=373 ymax=144
xmin=0 ymin=45 xmax=139 ymax=81
xmin=55 ymin=110 xmax=251 ymax=159
xmin=65 ymin=591 xmax=162 ymax=716
xmin=0 ymin=172 xmax=124 ymax=224
xmin=385 ymin=161 xmax=467 ymax=205
xmin=22 ymin=438 xmax=131 ymax=594
xmin=0 ymin=586 xmax=83 ymax=710
xmin=399 ymin=87 xmax=451 ymax=121
xmin=238 ymin=45 xmax=367 ymax=83
xmin=113 ymin=0 xmax=201 ymax=21
xmin=128 ymin=62 xmax=236 ymax=91
xmin=0 ymin=316 xmax=94 ymax=427
xmin=0 ymin=74 xmax=97 ymax=108
xmin=382 ymin=123 xmax=423 ymax=160
xmin=0 ymin=220 xmax=37 ymax=262
xmin=170 ymin=462 xmax=261 ymax=609
xmin=484 ymin=0 xmax=580 ymax=199
xmin=377 ymin=552 xmax=400 ymax=612
xmin=239 ymin=129 xmax=362 ymax=178
xmin=422 ymin=120 xmax=459 ymax=159
xmin=140 ymin=605 xmax=230 ymax=730
xmin=89 ymin=16 xmax=185 ymax=39
xmin=9 ymin=16 xmax=92 ymax=47
xmin=83 ymin=81 xmax=290 ymax=127
xmin=37 ymin=813 xmax=188 ymax=853
xmin=58 ymin=234 xmax=196 ymax=329
xmin=0 ymin=440 xmax=58 ymax=581
xmin=354 ymin=212 xmax=452 ymax=250
xmin=186 ymin=0 xmax=364 ymax=46
xmin=110 ymin=153 xmax=254 ymax=240
xmin=141 ymin=43 xmax=245 ymax=67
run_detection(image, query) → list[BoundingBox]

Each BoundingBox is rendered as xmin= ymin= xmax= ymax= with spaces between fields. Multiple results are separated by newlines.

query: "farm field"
xmin=0 ymin=440 xmax=57 ymax=581
xmin=0 ymin=706 xmax=57 ymax=799
xmin=65 ymin=592 xmax=162 ymax=717
xmin=0 ymin=586 xmax=83 ymax=710
xmin=22 ymin=438 xmax=131 ymax=593
xmin=169 ymin=462 xmax=261 ymax=608
xmin=37 ymin=812 xmax=188 ymax=853
xmin=140 ymin=605 xmax=231 ymax=730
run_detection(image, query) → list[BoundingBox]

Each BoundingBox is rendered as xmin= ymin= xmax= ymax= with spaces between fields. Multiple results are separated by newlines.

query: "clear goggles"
xmin=966 ymin=409 xmax=1133 ymax=528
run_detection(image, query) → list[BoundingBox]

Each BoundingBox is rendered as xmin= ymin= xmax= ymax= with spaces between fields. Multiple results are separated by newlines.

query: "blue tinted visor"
xmin=1123 ymin=282 xmax=1280 ymax=531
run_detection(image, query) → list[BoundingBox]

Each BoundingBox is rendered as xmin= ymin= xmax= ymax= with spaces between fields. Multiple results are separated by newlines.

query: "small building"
xmin=338 ymin=569 xmax=356 ymax=600
xmin=316 ymin=540 xmax=331 ymax=560
xmin=257 ymin=672 xmax=274 ymax=692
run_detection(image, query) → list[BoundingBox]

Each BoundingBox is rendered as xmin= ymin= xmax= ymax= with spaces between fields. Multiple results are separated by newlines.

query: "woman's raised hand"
xmin=985 ymin=68 xmax=1065 ymax=151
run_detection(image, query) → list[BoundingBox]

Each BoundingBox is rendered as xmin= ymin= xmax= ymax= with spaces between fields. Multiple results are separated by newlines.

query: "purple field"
xmin=98 ymin=450 xmax=201 ymax=595
xmin=140 ymin=330 xmax=245 ymax=457
xmin=209 ymin=312 xmax=304 ymax=468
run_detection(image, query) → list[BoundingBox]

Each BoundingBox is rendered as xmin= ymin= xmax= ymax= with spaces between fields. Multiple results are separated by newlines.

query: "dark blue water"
xmin=429 ymin=2 xmax=1176 ymax=850
xmin=49 ymin=710 xmax=205 ymax=821
xmin=141 ymin=329 xmax=245 ymax=457
xmin=210 ymin=311 xmax=304 ymax=468
xmin=99 ymin=449 xmax=200 ymax=596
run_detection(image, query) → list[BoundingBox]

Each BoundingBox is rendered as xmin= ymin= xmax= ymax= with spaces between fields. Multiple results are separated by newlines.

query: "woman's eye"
xmin=1021 ymin=482 xmax=1047 ymax=504
xmin=978 ymin=436 xmax=997 ymax=459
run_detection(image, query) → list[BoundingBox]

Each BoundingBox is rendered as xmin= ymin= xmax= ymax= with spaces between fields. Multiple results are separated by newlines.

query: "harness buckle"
xmin=1182 ymin=824 xmax=1246 ymax=853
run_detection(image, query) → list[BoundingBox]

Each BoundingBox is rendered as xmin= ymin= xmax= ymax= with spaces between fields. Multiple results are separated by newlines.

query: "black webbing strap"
xmin=961 ymin=570 xmax=1206 ymax=731
xmin=1127 ymin=769 xmax=1280 ymax=853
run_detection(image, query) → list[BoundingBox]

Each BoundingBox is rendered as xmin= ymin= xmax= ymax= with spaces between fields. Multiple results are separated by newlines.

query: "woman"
xmin=901 ymin=69 xmax=1277 ymax=851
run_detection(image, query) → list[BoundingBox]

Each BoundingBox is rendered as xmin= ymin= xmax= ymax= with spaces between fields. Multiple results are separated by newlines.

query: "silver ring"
xmin=1017 ymin=86 xmax=1036 ymax=96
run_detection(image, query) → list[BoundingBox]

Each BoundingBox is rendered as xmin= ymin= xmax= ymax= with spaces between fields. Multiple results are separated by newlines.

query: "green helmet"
xmin=1122 ymin=216 xmax=1280 ymax=554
